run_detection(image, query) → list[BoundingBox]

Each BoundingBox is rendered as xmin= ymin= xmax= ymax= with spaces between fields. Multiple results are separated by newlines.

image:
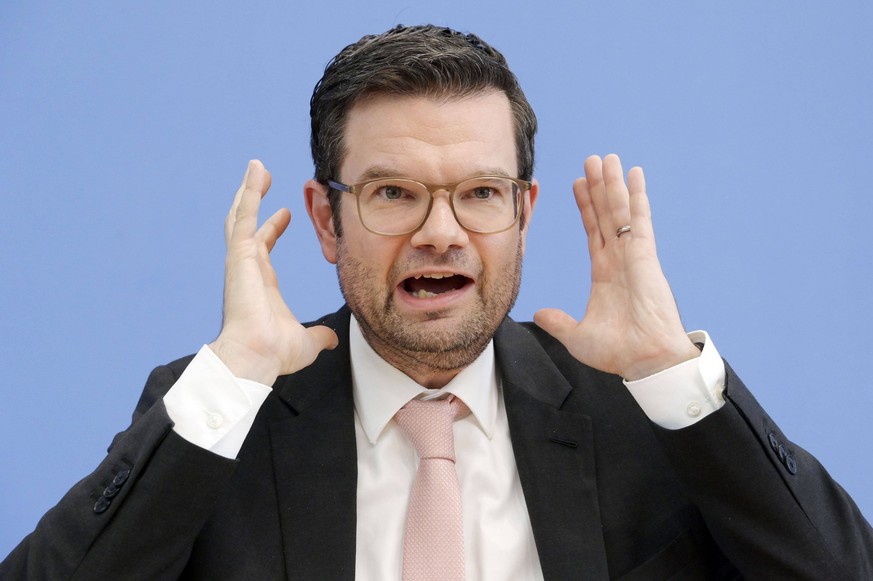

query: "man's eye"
xmin=471 ymin=187 xmax=494 ymax=199
xmin=378 ymin=185 xmax=405 ymax=200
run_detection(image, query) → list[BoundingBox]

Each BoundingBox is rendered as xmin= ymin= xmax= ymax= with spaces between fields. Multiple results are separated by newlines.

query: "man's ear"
xmin=304 ymin=179 xmax=338 ymax=264
xmin=520 ymin=178 xmax=539 ymax=255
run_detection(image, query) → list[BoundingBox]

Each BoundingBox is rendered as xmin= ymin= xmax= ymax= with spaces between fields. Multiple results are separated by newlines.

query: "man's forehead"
xmin=339 ymin=91 xmax=517 ymax=179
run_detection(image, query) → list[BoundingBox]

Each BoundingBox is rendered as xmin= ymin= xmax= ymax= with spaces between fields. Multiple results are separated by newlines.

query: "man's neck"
xmin=359 ymin=330 xmax=465 ymax=389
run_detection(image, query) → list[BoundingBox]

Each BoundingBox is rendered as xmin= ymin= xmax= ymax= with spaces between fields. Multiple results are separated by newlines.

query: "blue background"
xmin=2 ymin=1 xmax=871 ymax=556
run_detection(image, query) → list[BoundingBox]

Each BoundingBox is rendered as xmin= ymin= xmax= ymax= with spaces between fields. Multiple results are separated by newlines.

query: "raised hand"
xmin=534 ymin=154 xmax=699 ymax=381
xmin=208 ymin=160 xmax=338 ymax=385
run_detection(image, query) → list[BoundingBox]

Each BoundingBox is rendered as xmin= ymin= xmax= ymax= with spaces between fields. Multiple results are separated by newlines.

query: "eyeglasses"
xmin=327 ymin=175 xmax=531 ymax=236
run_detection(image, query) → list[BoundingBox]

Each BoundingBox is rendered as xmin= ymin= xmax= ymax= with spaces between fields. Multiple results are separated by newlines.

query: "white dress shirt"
xmin=348 ymin=317 xmax=543 ymax=580
xmin=163 ymin=317 xmax=725 ymax=579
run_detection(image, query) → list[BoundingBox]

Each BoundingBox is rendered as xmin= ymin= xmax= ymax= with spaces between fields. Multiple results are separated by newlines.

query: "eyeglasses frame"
xmin=326 ymin=175 xmax=533 ymax=236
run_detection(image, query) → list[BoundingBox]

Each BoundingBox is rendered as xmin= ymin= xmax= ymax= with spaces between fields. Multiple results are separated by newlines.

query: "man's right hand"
xmin=208 ymin=160 xmax=338 ymax=386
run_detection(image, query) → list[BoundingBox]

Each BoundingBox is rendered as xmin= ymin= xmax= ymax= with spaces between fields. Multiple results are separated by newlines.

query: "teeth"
xmin=407 ymin=273 xmax=459 ymax=299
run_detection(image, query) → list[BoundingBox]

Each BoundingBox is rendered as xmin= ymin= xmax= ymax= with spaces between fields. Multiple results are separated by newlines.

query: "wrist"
xmin=622 ymin=339 xmax=701 ymax=381
xmin=207 ymin=336 xmax=280 ymax=386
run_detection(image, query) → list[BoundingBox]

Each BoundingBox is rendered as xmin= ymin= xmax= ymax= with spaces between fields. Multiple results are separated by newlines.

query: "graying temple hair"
xmin=309 ymin=24 xmax=537 ymax=235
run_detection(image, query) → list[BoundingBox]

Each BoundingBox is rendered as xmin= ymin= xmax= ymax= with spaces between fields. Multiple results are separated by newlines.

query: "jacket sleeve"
xmin=0 ymin=359 xmax=239 ymax=580
xmin=653 ymin=361 xmax=873 ymax=580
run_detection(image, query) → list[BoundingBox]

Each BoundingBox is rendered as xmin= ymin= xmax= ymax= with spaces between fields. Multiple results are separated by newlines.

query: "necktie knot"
xmin=394 ymin=395 xmax=468 ymax=460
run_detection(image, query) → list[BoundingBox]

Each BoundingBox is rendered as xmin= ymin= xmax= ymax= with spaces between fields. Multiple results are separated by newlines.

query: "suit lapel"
xmin=268 ymin=308 xmax=358 ymax=580
xmin=496 ymin=320 xmax=610 ymax=580
xmin=259 ymin=310 xmax=609 ymax=578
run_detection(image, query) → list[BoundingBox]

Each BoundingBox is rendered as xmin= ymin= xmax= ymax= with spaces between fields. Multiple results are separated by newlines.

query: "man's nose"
xmin=409 ymin=193 xmax=469 ymax=252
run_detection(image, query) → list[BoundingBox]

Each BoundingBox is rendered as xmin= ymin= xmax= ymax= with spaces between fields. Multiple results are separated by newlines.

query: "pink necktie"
xmin=394 ymin=395 xmax=469 ymax=581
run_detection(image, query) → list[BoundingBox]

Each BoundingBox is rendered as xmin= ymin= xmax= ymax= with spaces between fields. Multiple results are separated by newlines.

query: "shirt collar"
xmin=349 ymin=315 xmax=498 ymax=445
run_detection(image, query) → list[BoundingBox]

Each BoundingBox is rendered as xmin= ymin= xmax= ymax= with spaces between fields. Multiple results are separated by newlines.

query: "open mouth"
xmin=402 ymin=273 xmax=472 ymax=299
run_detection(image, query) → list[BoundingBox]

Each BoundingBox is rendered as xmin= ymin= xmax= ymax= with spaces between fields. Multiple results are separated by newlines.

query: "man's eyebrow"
xmin=470 ymin=168 xmax=513 ymax=178
xmin=356 ymin=166 xmax=514 ymax=181
xmin=358 ymin=167 xmax=403 ymax=180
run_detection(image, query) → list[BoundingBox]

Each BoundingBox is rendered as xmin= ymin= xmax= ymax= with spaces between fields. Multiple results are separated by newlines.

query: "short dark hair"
xmin=309 ymin=24 xmax=537 ymax=234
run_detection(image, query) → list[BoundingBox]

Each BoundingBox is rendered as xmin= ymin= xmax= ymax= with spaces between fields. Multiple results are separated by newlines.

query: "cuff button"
xmin=685 ymin=401 xmax=702 ymax=417
xmin=768 ymin=431 xmax=779 ymax=452
xmin=93 ymin=496 xmax=111 ymax=514
xmin=112 ymin=469 xmax=131 ymax=487
xmin=206 ymin=412 xmax=224 ymax=429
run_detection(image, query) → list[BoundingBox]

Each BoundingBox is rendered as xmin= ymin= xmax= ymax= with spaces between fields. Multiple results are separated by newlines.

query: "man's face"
xmin=309 ymin=91 xmax=537 ymax=384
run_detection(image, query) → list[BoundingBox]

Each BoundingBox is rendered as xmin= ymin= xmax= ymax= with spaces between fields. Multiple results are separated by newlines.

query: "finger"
xmin=230 ymin=160 xmax=271 ymax=245
xmin=601 ymin=154 xmax=632 ymax=241
xmin=533 ymin=308 xmax=579 ymax=348
xmin=257 ymin=208 xmax=292 ymax=253
xmin=584 ymin=155 xmax=614 ymax=240
xmin=573 ymin=176 xmax=604 ymax=253
xmin=225 ymin=163 xmax=252 ymax=244
xmin=255 ymin=240 xmax=280 ymax=287
xmin=628 ymin=166 xmax=654 ymax=242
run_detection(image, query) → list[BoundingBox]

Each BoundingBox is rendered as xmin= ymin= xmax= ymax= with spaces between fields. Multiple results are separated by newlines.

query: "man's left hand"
xmin=534 ymin=154 xmax=699 ymax=381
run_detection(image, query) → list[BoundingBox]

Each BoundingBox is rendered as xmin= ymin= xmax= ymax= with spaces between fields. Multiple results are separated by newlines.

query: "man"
xmin=3 ymin=24 xmax=871 ymax=580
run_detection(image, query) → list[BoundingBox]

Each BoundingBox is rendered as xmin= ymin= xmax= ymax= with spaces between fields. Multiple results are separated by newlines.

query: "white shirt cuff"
xmin=623 ymin=331 xmax=726 ymax=430
xmin=163 ymin=345 xmax=272 ymax=458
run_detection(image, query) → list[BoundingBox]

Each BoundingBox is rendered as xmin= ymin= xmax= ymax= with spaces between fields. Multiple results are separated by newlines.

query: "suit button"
xmin=785 ymin=455 xmax=798 ymax=475
xmin=768 ymin=431 xmax=779 ymax=451
xmin=113 ymin=470 xmax=131 ymax=487
xmin=94 ymin=496 xmax=111 ymax=514
xmin=777 ymin=444 xmax=788 ymax=462
xmin=103 ymin=483 xmax=120 ymax=498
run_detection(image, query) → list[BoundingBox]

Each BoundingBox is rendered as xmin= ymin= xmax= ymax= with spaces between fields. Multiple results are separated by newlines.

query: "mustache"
xmin=390 ymin=248 xmax=480 ymax=278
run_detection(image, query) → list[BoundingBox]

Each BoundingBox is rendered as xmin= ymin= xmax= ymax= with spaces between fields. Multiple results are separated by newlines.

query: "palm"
xmin=535 ymin=155 xmax=697 ymax=380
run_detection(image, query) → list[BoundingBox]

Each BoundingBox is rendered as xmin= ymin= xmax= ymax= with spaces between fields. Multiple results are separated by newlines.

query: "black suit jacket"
xmin=4 ymin=306 xmax=872 ymax=579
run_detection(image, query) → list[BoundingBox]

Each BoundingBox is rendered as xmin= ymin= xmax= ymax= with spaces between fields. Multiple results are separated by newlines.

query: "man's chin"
xmin=397 ymin=313 xmax=496 ymax=353
xmin=352 ymin=300 xmax=503 ymax=374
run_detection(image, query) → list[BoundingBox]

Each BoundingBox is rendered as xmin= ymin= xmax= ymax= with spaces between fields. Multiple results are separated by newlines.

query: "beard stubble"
xmin=336 ymin=236 xmax=524 ymax=379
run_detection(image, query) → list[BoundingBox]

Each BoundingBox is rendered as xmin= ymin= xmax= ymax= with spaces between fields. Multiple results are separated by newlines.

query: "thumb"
xmin=533 ymin=308 xmax=578 ymax=348
xmin=307 ymin=325 xmax=340 ymax=352
xmin=292 ymin=325 xmax=341 ymax=373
